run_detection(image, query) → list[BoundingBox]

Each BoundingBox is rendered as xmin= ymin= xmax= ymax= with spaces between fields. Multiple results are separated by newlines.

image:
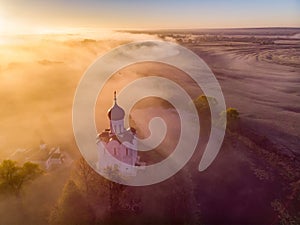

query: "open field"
xmin=147 ymin=28 xmax=300 ymax=156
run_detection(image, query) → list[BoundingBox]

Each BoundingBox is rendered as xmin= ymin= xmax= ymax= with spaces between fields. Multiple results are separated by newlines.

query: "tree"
xmin=102 ymin=165 xmax=126 ymax=217
xmin=226 ymin=107 xmax=239 ymax=120
xmin=192 ymin=95 xmax=218 ymax=111
xmin=73 ymin=158 xmax=127 ymax=222
xmin=217 ymin=107 xmax=239 ymax=129
xmin=49 ymin=180 xmax=95 ymax=225
xmin=75 ymin=157 xmax=99 ymax=197
xmin=161 ymin=167 xmax=199 ymax=224
xmin=0 ymin=160 xmax=43 ymax=197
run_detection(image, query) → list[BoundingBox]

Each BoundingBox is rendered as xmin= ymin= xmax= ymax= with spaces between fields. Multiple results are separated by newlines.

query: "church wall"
xmin=110 ymin=119 xmax=125 ymax=134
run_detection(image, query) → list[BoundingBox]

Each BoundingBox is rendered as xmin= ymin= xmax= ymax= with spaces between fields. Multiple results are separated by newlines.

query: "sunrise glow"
xmin=0 ymin=0 xmax=299 ymax=34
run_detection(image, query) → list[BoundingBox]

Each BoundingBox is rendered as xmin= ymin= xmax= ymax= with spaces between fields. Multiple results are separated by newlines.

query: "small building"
xmin=9 ymin=143 xmax=67 ymax=171
xmin=45 ymin=147 xmax=65 ymax=170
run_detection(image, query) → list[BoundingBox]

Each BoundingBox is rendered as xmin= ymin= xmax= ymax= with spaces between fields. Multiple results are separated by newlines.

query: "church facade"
xmin=96 ymin=92 xmax=144 ymax=176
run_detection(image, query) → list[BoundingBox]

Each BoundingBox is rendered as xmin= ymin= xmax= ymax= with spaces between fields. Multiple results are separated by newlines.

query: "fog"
xmin=0 ymin=31 xmax=165 ymax=224
xmin=0 ymin=31 xmax=158 ymax=158
xmin=1 ymin=28 xmax=299 ymax=224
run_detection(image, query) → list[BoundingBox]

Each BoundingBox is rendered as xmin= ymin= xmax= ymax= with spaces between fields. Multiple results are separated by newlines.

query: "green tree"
xmin=226 ymin=107 xmax=239 ymax=120
xmin=0 ymin=160 xmax=43 ymax=197
xmin=192 ymin=95 xmax=218 ymax=111
xmin=218 ymin=107 xmax=240 ymax=129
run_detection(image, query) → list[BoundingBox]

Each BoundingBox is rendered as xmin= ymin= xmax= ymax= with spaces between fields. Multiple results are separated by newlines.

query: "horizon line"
xmin=1 ymin=26 xmax=299 ymax=36
xmin=116 ymin=26 xmax=300 ymax=31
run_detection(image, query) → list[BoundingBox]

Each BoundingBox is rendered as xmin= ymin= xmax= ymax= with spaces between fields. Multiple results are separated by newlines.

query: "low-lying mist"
xmin=0 ymin=31 xmax=158 ymax=158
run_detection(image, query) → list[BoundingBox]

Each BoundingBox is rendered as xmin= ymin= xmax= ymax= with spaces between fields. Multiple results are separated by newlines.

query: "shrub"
xmin=192 ymin=95 xmax=217 ymax=110
xmin=226 ymin=107 xmax=239 ymax=120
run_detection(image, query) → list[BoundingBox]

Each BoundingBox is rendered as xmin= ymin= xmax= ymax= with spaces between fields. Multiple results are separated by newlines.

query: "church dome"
xmin=108 ymin=103 xmax=125 ymax=120
xmin=107 ymin=91 xmax=125 ymax=121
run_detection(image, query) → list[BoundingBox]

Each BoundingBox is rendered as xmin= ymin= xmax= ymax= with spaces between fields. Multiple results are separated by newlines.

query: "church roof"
xmin=108 ymin=103 xmax=125 ymax=120
xmin=98 ymin=129 xmax=135 ymax=144
xmin=107 ymin=91 xmax=125 ymax=121
xmin=50 ymin=153 xmax=62 ymax=159
xmin=118 ymin=130 xmax=135 ymax=144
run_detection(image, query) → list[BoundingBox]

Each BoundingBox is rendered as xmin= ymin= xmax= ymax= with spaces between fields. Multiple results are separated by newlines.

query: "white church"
xmin=96 ymin=92 xmax=145 ymax=176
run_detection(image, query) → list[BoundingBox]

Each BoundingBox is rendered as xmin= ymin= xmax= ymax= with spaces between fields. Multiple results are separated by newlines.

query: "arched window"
xmin=113 ymin=147 xmax=117 ymax=155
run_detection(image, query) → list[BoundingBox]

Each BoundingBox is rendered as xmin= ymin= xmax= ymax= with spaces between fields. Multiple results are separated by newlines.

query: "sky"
xmin=0 ymin=0 xmax=299 ymax=33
